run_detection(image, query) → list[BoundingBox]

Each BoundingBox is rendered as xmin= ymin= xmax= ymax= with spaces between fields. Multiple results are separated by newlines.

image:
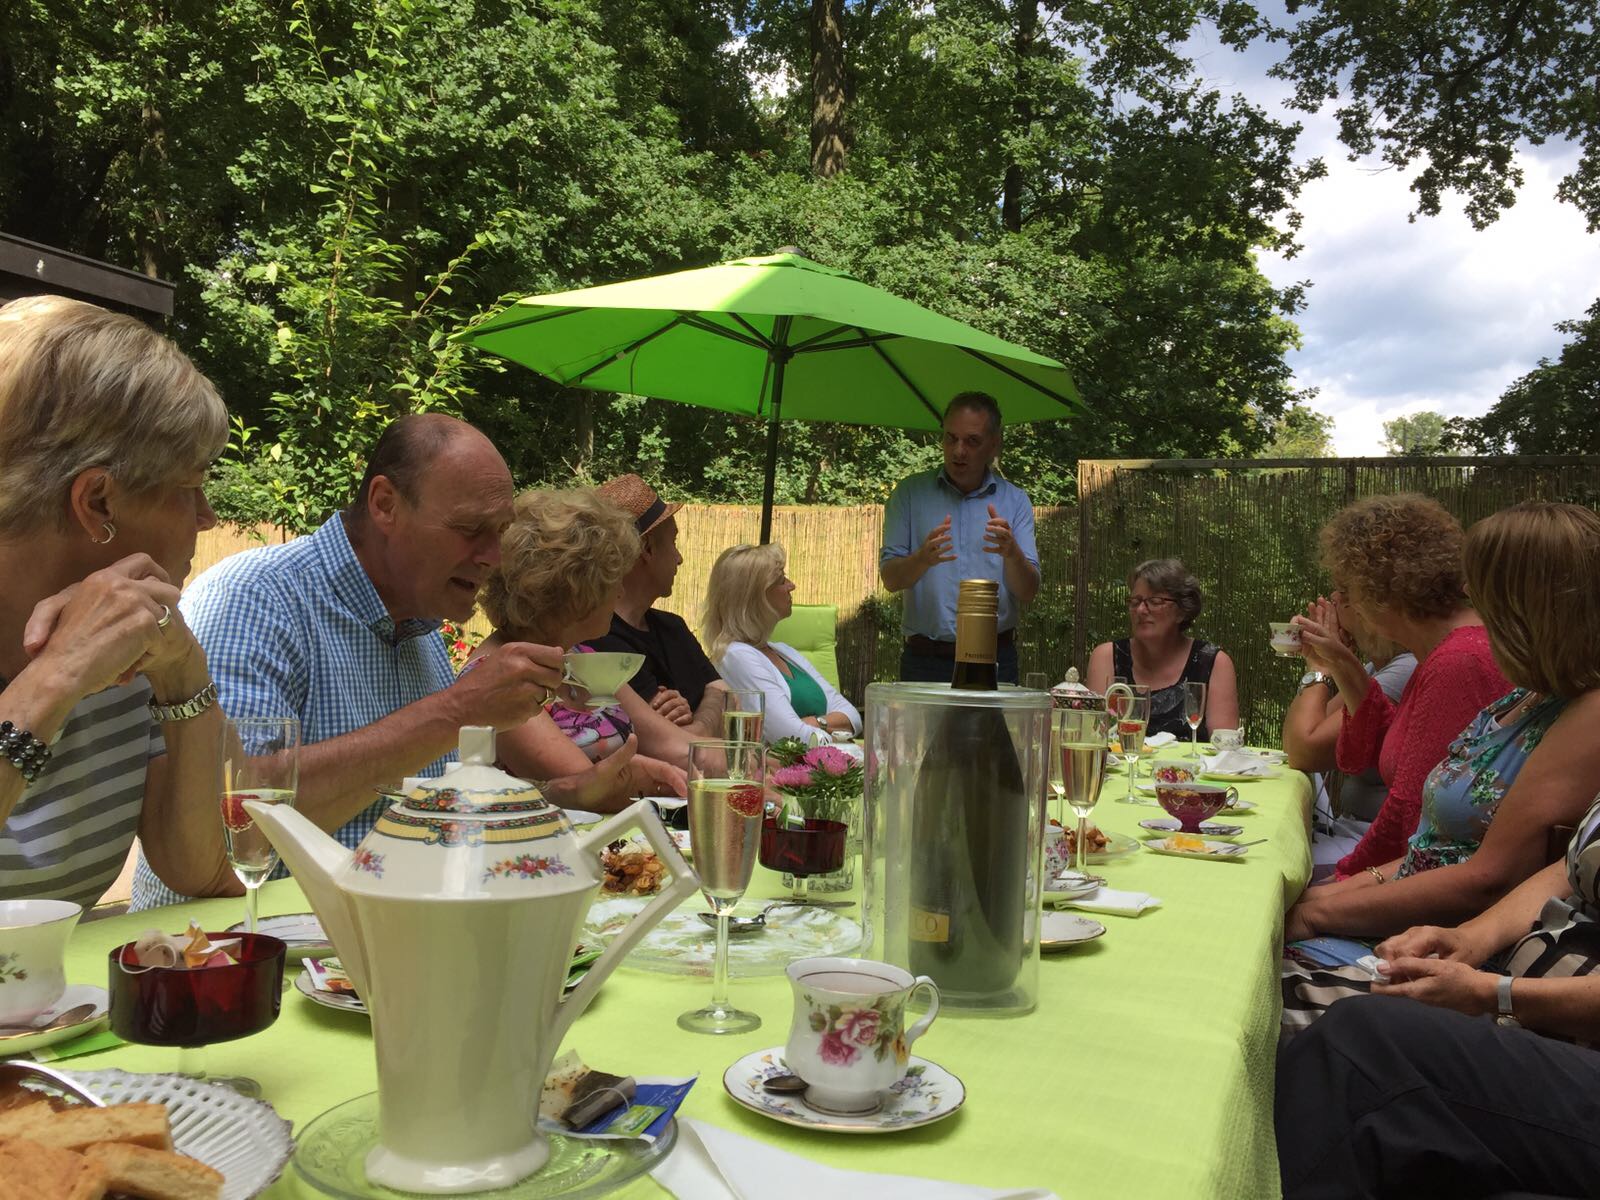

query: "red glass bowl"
xmin=107 ymin=932 xmax=286 ymax=1047
xmin=759 ymin=816 xmax=848 ymax=878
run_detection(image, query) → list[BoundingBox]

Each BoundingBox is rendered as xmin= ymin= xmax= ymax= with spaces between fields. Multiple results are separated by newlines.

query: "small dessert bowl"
xmin=1156 ymin=782 xmax=1239 ymax=833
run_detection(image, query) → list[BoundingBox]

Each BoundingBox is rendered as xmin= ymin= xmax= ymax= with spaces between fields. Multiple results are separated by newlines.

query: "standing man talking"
xmin=879 ymin=392 xmax=1040 ymax=684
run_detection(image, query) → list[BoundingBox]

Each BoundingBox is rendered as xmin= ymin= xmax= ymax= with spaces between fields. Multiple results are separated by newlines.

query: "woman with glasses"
xmin=1086 ymin=558 xmax=1238 ymax=741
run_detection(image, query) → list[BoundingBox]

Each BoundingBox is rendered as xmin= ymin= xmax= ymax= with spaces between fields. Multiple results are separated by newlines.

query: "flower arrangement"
xmin=440 ymin=619 xmax=485 ymax=669
xmin=767 ymin=738 xmax=863 ymax=829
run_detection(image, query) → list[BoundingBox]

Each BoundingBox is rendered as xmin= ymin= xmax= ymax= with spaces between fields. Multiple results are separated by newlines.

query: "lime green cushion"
xmin=770 ymin=603 xmax=839 ymax=690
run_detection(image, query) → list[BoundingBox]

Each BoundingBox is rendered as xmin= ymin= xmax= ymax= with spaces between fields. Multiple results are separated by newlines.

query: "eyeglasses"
xmin=1126 ymin=595 xmax=1176 ymax=612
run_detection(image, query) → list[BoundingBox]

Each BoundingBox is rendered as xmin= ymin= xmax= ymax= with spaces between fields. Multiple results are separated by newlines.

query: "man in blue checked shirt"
xmin=879 ymin=392 xmax=1040 ymax=685
xmin=130 ymin=414 xmax=619 ymax=910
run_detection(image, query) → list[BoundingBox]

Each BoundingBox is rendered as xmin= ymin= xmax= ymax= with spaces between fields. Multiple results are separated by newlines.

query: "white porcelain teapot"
xmin=246 ymin=727 xmax=697 ymax=1194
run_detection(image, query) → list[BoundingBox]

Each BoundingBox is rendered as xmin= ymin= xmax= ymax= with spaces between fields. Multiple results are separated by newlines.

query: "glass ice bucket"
xmin=861 ymin=682 xmax=1049 ymax=1016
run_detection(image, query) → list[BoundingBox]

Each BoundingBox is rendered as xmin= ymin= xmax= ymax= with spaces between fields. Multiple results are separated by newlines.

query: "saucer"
xmin=1044 ymin=871 xmax=1101 ymax=901
xmin=294 ymin=969 xmax=366 ymax=1015
xmin=227 ymin=913 xmax=332 ymax=960
xmin=723 ymin=1048 xmax=964 ymax=1134
xmin=1040 ymin=911 xmax=1106 ymax=950
xmin=1138 ymin=817 xmax=1244 ymax=838
xmin=1143 ymin=837 xmax=1250 ymax=861
xmin=0 ymin=985 xmax=108 ymax=1057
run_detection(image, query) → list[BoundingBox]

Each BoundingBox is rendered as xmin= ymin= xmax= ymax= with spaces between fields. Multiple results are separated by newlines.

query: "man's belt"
xmin=905 ymin=630 xmax=1015 ymax=659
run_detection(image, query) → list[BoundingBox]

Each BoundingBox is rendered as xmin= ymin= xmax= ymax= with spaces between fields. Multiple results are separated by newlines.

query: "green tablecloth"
xmin=55 ymin=764 xmax=1311 ymax=1199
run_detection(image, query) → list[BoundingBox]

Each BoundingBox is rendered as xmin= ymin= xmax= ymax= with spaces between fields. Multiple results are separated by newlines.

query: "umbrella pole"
xmin=759 ymin=336 xmax=791 ymax=545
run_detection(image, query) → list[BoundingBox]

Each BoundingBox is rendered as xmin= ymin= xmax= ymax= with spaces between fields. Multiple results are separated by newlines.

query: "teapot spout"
xmin=243 ymin=801 xmax=368 ymax=989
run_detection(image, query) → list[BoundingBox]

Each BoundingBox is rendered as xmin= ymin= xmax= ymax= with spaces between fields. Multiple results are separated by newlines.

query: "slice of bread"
xmin=0 ymin=1135 xmax=109 ymax=1200
xmin=83 ymin=1142 xmax=224 ymax=1200
xmin=0 ymin=1098 xmax=61 ymax=1141
xmin=20 ymin=1103 xmax=174 ymax=1152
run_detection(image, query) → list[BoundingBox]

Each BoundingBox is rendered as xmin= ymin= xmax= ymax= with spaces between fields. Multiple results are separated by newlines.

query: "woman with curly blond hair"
xmin=474 ymin=488 xmax=693 ymax=810
xmin=704 ymin=543 xmax=860 ymax=747
xmin=1290 ymin=494 xmax=1510 ymax=881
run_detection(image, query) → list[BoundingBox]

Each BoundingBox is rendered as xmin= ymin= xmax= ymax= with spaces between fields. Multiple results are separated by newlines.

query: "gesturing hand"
xmin=918 ymin=516 xmax=956 ymax=570
xmin=982 ymin=503 xmax=1015 ymax=558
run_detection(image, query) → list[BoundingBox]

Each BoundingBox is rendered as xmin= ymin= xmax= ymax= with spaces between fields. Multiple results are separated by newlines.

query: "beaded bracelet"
xmin=0 ymin=720 xmax=51 ymax=782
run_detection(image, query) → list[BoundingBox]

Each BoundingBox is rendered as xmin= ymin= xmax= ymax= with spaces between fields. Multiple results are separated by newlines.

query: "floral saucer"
xmin=0 ymin=985 xmax=108 ymax=1057
xmin=723 ymin=1048 xmax=963 ymax=1134
xmin=1040 ymin=911 xmax=1106 ymax=950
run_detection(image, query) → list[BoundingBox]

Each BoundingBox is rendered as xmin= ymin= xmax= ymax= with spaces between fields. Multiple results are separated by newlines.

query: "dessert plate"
xmin=723 ymin=1049 xmax=964 ymax=1133
xmin=226 ymin=912 xmax=331 ymax=960
xmin=1040 ymin=911 xmax=1106 ymax=950
xmin=1143 ymin=837 xmax=1251 ymax=861
xmin=0 ymin=985 xmax=108 ymax=1057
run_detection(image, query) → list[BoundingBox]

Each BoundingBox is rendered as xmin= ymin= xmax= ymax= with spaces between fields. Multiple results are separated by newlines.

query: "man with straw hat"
xmin=590 ymin=474 xmax=727 ymax=736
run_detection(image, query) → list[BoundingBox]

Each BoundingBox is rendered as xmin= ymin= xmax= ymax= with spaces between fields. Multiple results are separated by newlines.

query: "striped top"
xmin=0 ymin=680 xmax=165 ymax=907
xmin=131 ymin=512 xmax=456 ymax=911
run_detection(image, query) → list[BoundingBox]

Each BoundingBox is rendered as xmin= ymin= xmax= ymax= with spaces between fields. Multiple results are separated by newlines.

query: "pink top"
xmin=1333 ymin=625 xmax=1510 ymax=879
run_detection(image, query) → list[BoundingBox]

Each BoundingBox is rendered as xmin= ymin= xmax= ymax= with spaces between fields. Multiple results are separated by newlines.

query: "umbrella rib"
xmin=862 ymin=334 xmax=941 ymax=422
xmin=788 ymin=322 xmax=860 ymax=352
xmin=464 ymin=306 xmax=580 ymax=338
xmin=568 ymin=314 xmax=689 ymax=386
xmin=727 ymin=313 xmax=776 ymax=348
xmin=957 ymin=347 xmax=1079 ymax=407
xmin=795 ymin=331 xmax=906 ymax=354
xmin=679 ymin=312 xmax=773 ymax=351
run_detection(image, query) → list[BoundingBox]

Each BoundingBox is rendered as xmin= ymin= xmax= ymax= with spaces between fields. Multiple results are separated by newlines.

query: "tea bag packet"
xmin=540 ymin=1051 xmax=636 ymax=1129
xmin=126 ymin=922 xmax=241 ymax=969
xmin=304 ymin=957 xmax=357 ymax=996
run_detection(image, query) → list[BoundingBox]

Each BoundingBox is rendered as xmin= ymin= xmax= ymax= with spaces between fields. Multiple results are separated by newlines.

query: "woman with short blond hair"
xmin=705 ymin=544 xmax=860 ymax=747
xmin=476 ymin=488 xmax=691 ymax=810
xmin=0 ymin=295 xmax=236 ymax=906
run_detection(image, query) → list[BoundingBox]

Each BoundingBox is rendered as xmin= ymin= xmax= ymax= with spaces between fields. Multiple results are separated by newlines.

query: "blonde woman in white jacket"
xmin=703 ymin=544 xmax=861 ymax=747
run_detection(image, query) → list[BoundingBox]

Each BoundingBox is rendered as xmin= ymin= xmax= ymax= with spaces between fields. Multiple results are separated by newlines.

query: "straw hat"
xmin=596 ymin=474 xmax=682 ymax=537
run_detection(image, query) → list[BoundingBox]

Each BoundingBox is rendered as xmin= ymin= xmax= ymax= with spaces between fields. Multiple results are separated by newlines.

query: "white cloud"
xmin=1187 ymin=16 xmax=1600 ymax=455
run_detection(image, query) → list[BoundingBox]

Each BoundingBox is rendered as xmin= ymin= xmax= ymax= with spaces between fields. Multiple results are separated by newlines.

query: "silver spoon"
xmin=0 ymin=1060 xmax=105 ymax=1106
xmin=0 ymin=1002 xmax=98 ymax=1040
xmin=761 ymin=1073 xmax=809 ymax=1094
xmin=697 ymin=898 xmax=853 ymax=931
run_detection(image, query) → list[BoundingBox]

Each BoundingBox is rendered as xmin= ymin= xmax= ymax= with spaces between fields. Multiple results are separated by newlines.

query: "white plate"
xmin=1044 ymin=872 xmax=1102 ymax=901
xmin=294 ymin=969 xmax=366 ymax=1015
xmin=1143 ymin=837 xmax=1251 ymax=861
xmin=225 ymin=913 xmax=331 ymax=960
xmin=1138 ymin=817 xmax=1244 ymax=838
xmin=1040 ymin=911 xmax=1106 ymax=950
xmin=723 ymin=1049 xmax=964 ymax=1133
xmin=0 ymin=984 xmax=108 ymax=1057
xmin=66 ymin=1068 xmax=294 ymax=1200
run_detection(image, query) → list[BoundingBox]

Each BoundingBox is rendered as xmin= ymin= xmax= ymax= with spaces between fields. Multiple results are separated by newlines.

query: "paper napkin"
xmin=1205 ymin=751 xmax=1274 ymax=777
xmin=653 ymin=1118 xmax=1060 ymax=1200
xmin=1144 ymin=731 xmax=1178 ymax=749
xmin=1055 ymin=886 xmax=1161 ymax=917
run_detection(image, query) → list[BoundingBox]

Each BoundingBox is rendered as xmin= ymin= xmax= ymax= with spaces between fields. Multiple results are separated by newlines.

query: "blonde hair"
xmin=703 ymin=543 xmax=787 ymax=662
xmin=480 ymin=488 xmax=639 ymax=639
xmin=1465 ymin=501 xmax=1600 ymax=698
xmin=0 ymin=296 xmax=228 ymax=534
xmin=1319 ymin=494 xmax=1467 ymax=620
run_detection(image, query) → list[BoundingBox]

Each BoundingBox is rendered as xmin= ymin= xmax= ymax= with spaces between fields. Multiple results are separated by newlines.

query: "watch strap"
xmin=148 ymin=680 xmax=219 ymax=723
xmin=1497 ymin=974 xmax=1518 ymax=1021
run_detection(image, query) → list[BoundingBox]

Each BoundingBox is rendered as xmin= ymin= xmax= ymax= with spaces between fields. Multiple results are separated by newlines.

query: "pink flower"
xmin=772 ymin=764 xmax=815 ymax=790
xmin=835 ymin=1007 xmax=880 ymax=1049
xmin=803 ymin=746 xmax=852 ymax=777
xmin=818 ymin=1029 xmax=858 ymax=1066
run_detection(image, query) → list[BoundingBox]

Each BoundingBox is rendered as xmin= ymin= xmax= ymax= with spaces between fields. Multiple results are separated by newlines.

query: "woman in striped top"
xmin=0 ymin=296 xmax=236 ymax=909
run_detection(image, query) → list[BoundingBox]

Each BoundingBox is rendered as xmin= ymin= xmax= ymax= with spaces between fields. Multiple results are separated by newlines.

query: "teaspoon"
xmin=0 ymin=1002 xmax=98 ymax=1040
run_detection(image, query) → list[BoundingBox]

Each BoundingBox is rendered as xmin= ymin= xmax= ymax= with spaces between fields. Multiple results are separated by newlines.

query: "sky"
xmin=1185 ymin=17 xmax=1600 ymax=454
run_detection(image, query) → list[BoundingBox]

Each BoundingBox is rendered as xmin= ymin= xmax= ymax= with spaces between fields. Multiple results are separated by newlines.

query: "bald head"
xmin=348 ymin=413 xmax=499 ymax=518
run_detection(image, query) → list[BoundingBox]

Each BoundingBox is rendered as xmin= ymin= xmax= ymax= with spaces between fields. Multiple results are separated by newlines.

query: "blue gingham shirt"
xmin=130 ymin=513 xmax=456 ymax=910
xmin=880 ymin=467 xmax=1039 ymax=639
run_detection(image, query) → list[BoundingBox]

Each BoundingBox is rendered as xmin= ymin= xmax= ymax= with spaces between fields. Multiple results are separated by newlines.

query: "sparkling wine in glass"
xmin=1116 ymin=694 xmax=1151 ymax=804
xmin=1183 ymin=681 xmax=1207 ymax=759
xmin=722 ymin=689 xmax=766 ymax=745
xmin=221 ymin=717 xmax=301 ymax=935
xmin=1056 ymin=709 xmax=1109 ymax=877
xmin=679 ymin=740 xmax=765 ymax=1034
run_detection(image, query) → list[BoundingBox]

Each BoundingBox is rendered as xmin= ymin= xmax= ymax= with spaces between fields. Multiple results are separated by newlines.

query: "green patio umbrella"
xmin=459 ymin=251 xmax=1081 ymax=541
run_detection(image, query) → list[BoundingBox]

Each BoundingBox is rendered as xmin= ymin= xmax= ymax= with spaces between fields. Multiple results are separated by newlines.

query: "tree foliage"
xmin=1383 ymin=411 xmax=1448 ymax=456
xmin=1262 ymin=401 xmax=1335 ymax=457
xmin=1 ymin=0 xmax=1316 ymax=526
xmin=1447 ymin=298 xmax=1600 ymax=454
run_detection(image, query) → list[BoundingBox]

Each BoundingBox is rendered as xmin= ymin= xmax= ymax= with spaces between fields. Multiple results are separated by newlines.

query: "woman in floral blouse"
xmin=1284 ymin=501 xmax=1600 ymax=947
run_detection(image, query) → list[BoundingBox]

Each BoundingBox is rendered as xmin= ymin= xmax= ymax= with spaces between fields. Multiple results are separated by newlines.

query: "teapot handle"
xmin=552 ymin=800 xmax=699 ymax=1042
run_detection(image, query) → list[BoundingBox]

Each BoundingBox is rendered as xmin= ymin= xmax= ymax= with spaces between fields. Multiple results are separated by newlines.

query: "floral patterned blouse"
xmin=1394 ymin=688 xmax=1567 ymax=879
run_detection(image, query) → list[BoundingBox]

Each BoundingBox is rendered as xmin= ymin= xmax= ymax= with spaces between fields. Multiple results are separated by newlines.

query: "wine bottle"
xmin=908 ymin=579 xmax=1028 ymax=999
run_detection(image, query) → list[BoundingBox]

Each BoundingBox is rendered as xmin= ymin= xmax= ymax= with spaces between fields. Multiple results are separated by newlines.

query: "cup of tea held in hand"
xmin=0 ymin=900 xmax=81 ymax=1025
xmin=560 ymin=651 xmax=644 ymax=707
xmin=1268 ymin=622 xmax=1301 ymax=657
xmin=783 ymin=956 xmax=939 ymax=1116
xmin=1156 ymin=782 xmax=1238 ymax=833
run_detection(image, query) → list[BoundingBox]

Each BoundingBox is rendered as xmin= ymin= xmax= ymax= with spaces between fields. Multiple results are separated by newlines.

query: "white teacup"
xmin=1268 ymin=621 xmax=1302 ymax=657
xmin=1212 ymin=728 xmax=1244 ymax=751
xmin=0 ymin=899 xmax=82 ymax=1025
xmin=784 ymin=956 xmax=939 ymax=1115
xmin=561 ymin=651 xmax=644 ymax=708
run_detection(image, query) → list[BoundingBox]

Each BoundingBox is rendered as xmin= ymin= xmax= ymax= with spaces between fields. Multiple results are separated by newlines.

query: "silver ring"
xmin=156 ymin=604 xmax=173 ymax=630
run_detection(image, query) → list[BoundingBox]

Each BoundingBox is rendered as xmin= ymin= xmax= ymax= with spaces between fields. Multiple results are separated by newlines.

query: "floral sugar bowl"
xmin=246 ymin=727 xmax=697 ymax=1194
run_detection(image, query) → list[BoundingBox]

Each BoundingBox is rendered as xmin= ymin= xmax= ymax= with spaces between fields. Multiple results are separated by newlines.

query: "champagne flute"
xmin=679 ymin=740 xmax=765 ymax=1034
xmin=1047 ymin=720 xmax=1068 ymax=827
xmin=722 ymin=690 xmax=766 ymax=745
xmin=220 ymin=717 xmax=301 ymax=935
xmin=1116 ymin=694 xmax=1151 ymax=804
xmin=1183 ymin=681 xmax=1207 ymax=759
xmin=1056 ymin=709 xmax=1110 ymax=876
xmin=1024 ymin=672 xmax=1050 ymax=691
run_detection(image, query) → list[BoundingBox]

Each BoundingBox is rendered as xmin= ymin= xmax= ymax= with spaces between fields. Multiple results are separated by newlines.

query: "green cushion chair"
xmin=770 ymin=603 xmax=840 ymax=690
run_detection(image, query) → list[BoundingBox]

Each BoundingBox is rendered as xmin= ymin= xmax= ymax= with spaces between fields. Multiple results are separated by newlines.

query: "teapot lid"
xmin=393 ymin=727 xmax=548 ymax=815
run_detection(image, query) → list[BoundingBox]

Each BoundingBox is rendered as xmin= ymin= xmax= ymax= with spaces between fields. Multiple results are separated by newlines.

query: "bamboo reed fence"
xmin=190 ymin=455 xmax=1600 ymax=744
